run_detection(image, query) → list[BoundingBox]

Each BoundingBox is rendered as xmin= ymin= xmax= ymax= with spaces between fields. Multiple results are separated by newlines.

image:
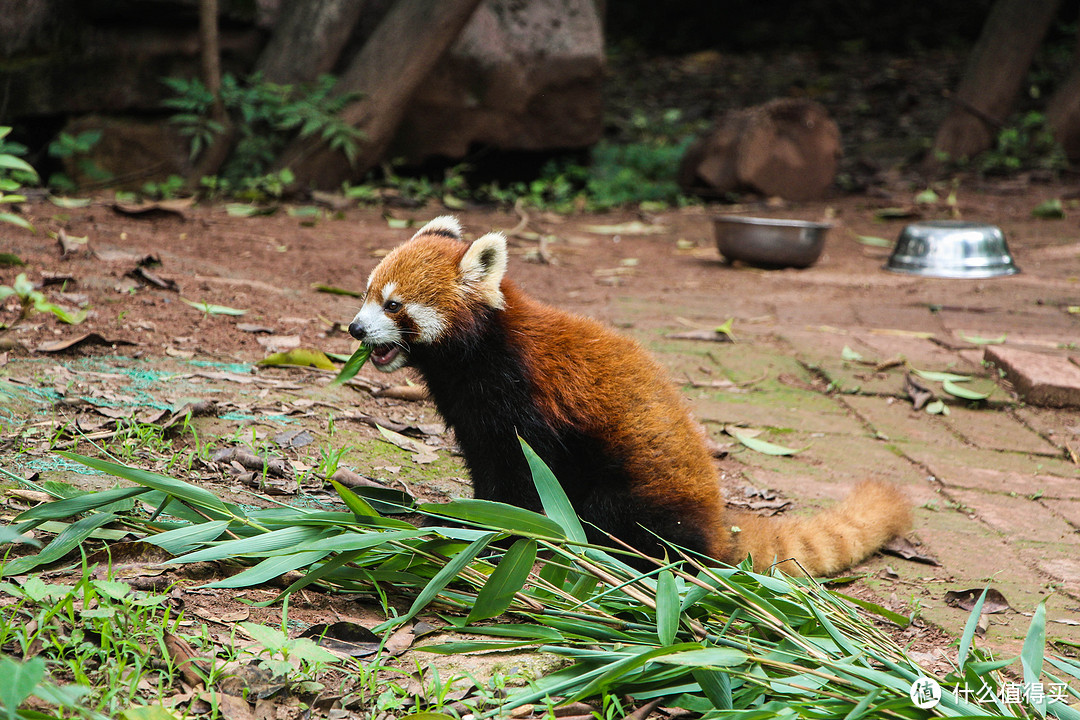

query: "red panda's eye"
xmin=384 ymin=300 xmax=402 ymax=313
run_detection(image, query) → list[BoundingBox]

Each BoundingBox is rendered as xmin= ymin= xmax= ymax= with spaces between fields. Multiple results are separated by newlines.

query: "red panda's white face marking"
xmin=347 ymin=216 xmax=508 ymax=372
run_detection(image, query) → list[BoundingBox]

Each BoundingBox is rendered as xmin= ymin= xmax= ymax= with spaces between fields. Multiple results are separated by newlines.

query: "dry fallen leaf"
xmin=112 ymin=197 xmax=195 ymax=217
xmin=944 ymin=588 xmax=1012 ymax=614
xmin=903 ymin=372 xmax=934 ymax=411
xmin=374 ymin=384 xmax=429 ymax=402
xmin=881 ymin=536 xmax=940 ymax=565
xmin=37 ymin=332 xmax=137 ymax=353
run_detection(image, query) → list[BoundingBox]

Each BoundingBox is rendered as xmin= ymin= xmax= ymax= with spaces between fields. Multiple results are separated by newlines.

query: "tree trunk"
xmin=1046 ymin=23 xmax=1080 ymax=159
xmin=190 ymin=0 xmax=234 ymax=183
xmin=254 ymin=0 xmax=368 ymax=85
xmin=926 ymin=0 xmax=1061 ymax=169
xmin=277 ymin=0 xmax=485 ymax=190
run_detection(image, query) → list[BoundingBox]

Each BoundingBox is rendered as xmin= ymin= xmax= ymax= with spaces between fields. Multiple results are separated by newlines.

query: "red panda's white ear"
xmin=460 ymin=232 xmax=508 ymax=309
xmin=413 ymin=215 xmax=462 ymax=240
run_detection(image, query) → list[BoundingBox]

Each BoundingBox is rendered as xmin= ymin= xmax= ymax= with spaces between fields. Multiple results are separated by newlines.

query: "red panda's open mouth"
xmin=369 ymin=344 xmax=401 ymax=367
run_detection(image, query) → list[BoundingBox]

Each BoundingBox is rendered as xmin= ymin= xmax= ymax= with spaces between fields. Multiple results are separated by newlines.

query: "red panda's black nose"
xmin=348 ymin=321 xmax=367 ymax=341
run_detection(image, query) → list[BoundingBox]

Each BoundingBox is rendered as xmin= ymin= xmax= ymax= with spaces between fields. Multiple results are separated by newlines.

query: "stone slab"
xmin=939 ymin=405 xmax=1061 ymax=457
xmin=984 ymin=345 xmax=1080 ymax=408
xmin=947 ymin=488 xmax=1077 ymax=546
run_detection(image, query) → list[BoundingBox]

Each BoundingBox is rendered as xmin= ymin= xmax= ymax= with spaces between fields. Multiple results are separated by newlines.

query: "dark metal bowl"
xmin=713 ymin=216 xmax=832 ymax=269
xmin=885 ymin=221 xmax=1019 ymax=278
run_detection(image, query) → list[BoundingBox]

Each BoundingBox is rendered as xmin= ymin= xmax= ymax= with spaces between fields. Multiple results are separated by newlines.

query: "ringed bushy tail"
xmin=730 ymin=481 xmax=911 ymax=577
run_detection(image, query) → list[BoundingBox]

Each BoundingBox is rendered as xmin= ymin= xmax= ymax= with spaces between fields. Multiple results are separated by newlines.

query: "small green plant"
xmin=0 ymin=272 xmax=88 ymax=327
xmin=163 ymin=72 xmax=364 ymax=189
xmin=980 ymin=111 xmax=1067 ymax=176
xmin=0 ymin=126 xmax=39 ymax=231
xmin=140 ymin=174 xmax=185 ymax=200
xmin=239 ymin=621 xmax=338 ymax=688
xmin=0 ymin=571 xmax=176 ymax=718
xmin=47 ymin=130 xmax=112 ymax=192
xmin=584 ymin=137 xmax=693 ymax=209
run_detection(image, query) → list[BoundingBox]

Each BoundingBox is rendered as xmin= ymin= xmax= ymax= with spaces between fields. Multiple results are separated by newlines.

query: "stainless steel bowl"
xmin=885 ymin=221 xmax=1019 ymax=278
xmin=713 ymin=216 xmax=832 ymax=268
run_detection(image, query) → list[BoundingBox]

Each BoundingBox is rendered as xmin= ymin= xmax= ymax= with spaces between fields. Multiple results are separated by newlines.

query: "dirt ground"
xmin=2 ymin=183 xmax=1080 ymax=688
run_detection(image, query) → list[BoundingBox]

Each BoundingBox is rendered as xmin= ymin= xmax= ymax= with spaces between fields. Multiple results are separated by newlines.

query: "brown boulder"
xmin=57 ymin=116 xmax=193 ymax=189
xmin=678 ymin=98 xmax=842 ymax=202
xmin=390 ymin=0 xmax=605 ymax=162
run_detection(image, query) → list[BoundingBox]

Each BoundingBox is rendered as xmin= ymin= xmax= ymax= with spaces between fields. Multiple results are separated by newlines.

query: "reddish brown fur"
xmin=361 ymin=222 xmax=913 ymax=576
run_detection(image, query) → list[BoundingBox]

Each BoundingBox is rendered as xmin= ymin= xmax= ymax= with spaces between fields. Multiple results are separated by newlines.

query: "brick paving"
xmin=618 ymin=214 xmax=1080 ymax=656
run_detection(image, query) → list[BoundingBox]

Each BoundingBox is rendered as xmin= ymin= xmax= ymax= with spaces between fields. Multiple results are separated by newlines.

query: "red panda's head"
xmin=347 ymin=216 xmax=508 ymax=371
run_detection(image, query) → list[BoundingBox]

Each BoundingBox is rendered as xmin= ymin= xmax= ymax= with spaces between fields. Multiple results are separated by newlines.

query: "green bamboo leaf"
xmin=119 ymin=704 xmax=183 ymax=720
xmin=538 ymin=557 xmax=569 ymax=594
xmin=418 ymin=640 xmax=541 ymax=654
xmin=655 ymin=570 xmax=680 ymax=646
xmin=0 ymin=212 xmax=33 ymax=231
xmin=1032 ymin=198 xmax=1065 ymax=219
xmin=654 ymin=647 xmax=747 ymax=668
xmin=770 ymin=670 xmax=831 ymax=694
xmin=925 ymin=399 xmax=949 ymax=415
xmin=841 ymin=345 xmax=865 ymax=362
xmin=286 ymin=528 xmax=424 ymax=554
xmin=1046 ymin=655 xmax=1080 ymax=682
xmin=0 ymin=154 xmax=37 ymax=175
xmin=957 ymin=586 xmax=988 ymax=673
xmin=202 ymin=549 xmax=331 ymax=589
xmin=1021 ymin=601 xmax=1047 ymax=715
xmin=58 ymin=452 xmax=234 ymax=516
xmin=726 ymin=427 xmax=806 ymax=456
xmin=958 ymin=332 xmax=1006 ymax=345
xmin=14 ymin=486 xmax=147 ymax=522
xmin=0 ymin=655 xmax=47 ymax=718
xmin=255 ymin=548 xmax=370 ymax=606
xmin=520 ymin=437 xmax=588 ymax=544
xmin=329 ymin=479 xmax=380 ymax=517
xmin=503 ymin=663 xmax=611 ymax=713
xmin=830 ymin=590 xmax=910 ymax=628
xmin=1048 ymin=700 xmax=1080 ymax=720
xmin=911 ymin=368 xmax=970 ymax=383
xmin=913 ymin=188 xmax=939 ymax=205
xmin=0 ymin=526 xmax=39 ymax=547
xmin=259 ymin=348 xmax=336 ymax=371
xmin=573 ymin=642 xmax=706 ymax=700
xmin=942 ymin=379 xmax=991 ymax=401
xmin=806 ymin=601 xmax=858 ymax=656
xmin=466 ymin=538 xmax=536 ymax=624
xmin=2 ymin=512 xmax=118 ymax=574
xmin=171 ymin=526 xmax=331 ymax=563
xmin=374 ymin=532 xmax=497 ymax=633
xmin=180 ymin=297 xmax=248 ymax=316
xmin=144 ymin=520 xmax=230 ymax=554
xmin=48 ymin=196 xmax=93 ymax=208
xmin=841 ymin=687 xmax=882 ymax=720
xmin=855 ymin=235 xmax=891 ymax=248
xmin=420 ymin=498 xmax=565 ymax=540
xmin=330 ymin=345 xmax=372 ymax=386
xmin=693 ymin=668 xmax=733 ymax=710
xmin=445 ymin=623 xmax=564 ymax=642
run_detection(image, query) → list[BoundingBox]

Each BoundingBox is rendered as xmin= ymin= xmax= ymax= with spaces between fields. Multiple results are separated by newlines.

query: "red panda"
xmin=348 ymin=216 xmax=911 ymax=575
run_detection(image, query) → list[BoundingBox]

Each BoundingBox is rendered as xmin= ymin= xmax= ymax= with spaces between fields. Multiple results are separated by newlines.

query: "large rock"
xmin=678 ymin=98 xmax=842 ymax=202
xmin=390 ymin=0 xmax=605 ymax=161
xmin=58 ymin=116 xmax=193 ymax=189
